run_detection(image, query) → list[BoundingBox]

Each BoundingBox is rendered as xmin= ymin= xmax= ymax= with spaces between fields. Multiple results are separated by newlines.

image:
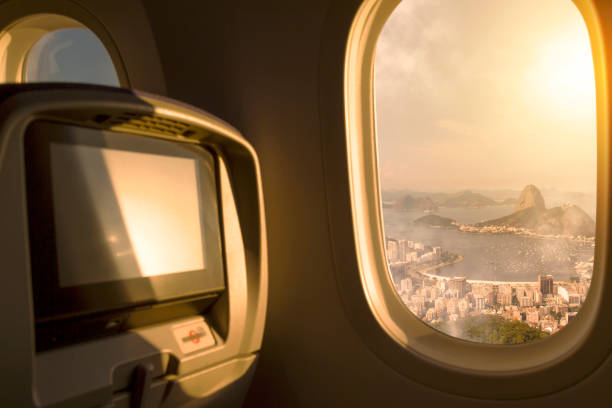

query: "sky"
xmin=374 ymin=0 xmax=597 ymax=194
xmin=25 ymin=28 xmax=119 ymax=86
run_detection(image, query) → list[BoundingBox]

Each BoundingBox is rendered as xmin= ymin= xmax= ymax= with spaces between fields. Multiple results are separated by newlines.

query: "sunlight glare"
xmin=103 ymin=149 xmax=205 ymax=277
xmin=530 ymin=30 xmax=595 ymax=118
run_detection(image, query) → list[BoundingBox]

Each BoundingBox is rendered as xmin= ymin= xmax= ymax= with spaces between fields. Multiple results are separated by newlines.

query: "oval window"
xmin=24 ymin=27 xmax=120 ymax=86
xmin=376 ymin=0 xmax=596 ymax=344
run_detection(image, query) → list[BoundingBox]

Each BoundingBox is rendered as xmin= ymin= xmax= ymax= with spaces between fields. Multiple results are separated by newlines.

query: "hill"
xmin=477 ymin=205 xmax=594 ymax=237
xmin=414 ymin=214 xmax=458 ymax=229
xmin=537 ymin=205 xmax=595 ymax=236
xmin=514 ymin=184 xmax=546 ymax=212
xmin=476 ymin=184 xmax=595 ymax=239
xmin=434 ymin=315 xmax=549 ymax=344
xmin=440 ymin=191 xmax=497 ymax=208
xmin=394 ymin=195 xmax=438 ymax=212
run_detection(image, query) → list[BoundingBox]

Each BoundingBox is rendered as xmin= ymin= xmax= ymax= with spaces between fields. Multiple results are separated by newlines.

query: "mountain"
xmin=477 ymin=205 xmax=594 ymax=237
xmin=414 ymin=214 xmax=458 ymax=229
xmin=536 ymin=205 xmax=595 ymax=237
xmin=514 ymin=184 xmax=545 ymax=212
xmin=476 ymin=185 xmax=595 ymax=237
xmin=394 ymin=195 xmax=438 ymax=212
xmin=440 ymin=191 xmax=497 ymax=208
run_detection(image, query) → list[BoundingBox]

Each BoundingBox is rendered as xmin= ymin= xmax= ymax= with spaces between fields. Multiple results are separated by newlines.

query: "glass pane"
xmin=375 ymin=0 xmax=596 ymax=344
xmin=24 ymin=28 xmax=120 ymax=86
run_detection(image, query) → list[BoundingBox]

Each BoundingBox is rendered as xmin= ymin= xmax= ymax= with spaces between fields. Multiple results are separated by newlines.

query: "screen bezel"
xmin=25 ymin=120 xmax=226 ymax=322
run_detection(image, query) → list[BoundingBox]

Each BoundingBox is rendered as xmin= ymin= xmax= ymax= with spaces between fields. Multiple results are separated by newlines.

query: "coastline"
xmin=414 ymin=255 xmax=464 ymax=278
xmin=456 ymin=224 xmax=594 ymax=245
xmin=404 ymin=256 xmax=571 ymax=285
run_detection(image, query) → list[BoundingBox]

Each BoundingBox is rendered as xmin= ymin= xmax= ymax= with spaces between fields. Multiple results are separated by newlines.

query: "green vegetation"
xmin=440 ymin=251 xmax=459 ymax=263
xmin=433 ymin=315 xmax=549 ymax=344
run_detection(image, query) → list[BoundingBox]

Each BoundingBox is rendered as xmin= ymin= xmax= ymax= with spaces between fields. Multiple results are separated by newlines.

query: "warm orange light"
xmin=103 ymin=149 xmax=205 ymax=276
xmin=529 ymin=29 xmax=596 ymax=119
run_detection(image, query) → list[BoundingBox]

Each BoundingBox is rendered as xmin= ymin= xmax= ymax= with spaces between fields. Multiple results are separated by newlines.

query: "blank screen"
xmin=50 ymin=144 xmax=206 ymax=287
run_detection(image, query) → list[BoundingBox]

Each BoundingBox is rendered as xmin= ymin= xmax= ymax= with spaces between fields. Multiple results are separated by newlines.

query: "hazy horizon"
xmin=375 ymin=0 xmax=597 ymax=195
xmin=381 ymin=185 xmax=596 ymax=196
xmin=381 ymin=185 xmax=597 ymax=218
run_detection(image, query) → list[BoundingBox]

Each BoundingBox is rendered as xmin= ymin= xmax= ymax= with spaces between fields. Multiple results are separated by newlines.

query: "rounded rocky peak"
xmin=514 ymin=184 xmax=546 ymax=213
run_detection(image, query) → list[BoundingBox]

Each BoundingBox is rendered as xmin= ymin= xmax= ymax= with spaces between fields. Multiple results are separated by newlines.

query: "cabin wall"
xmin=140 ymin=1 xmax=612 ymax=406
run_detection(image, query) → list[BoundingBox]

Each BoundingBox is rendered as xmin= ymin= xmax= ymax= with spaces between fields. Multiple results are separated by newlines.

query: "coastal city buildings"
xmin=386 ymin=236 xmax=593 ymax=336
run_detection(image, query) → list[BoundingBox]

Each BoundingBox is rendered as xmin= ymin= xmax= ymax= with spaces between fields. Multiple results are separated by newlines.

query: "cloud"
xmin=374 ymin=0 xmax=595 ymax=193
xmin=375 ymin=0 xmax=450 ymax=91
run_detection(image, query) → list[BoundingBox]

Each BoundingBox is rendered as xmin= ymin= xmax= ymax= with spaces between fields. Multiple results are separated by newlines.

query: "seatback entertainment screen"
xmin=26 ymin=120 xmax=225 ymax=322
xmin=51 ymin=144 xmax=206 ymax=287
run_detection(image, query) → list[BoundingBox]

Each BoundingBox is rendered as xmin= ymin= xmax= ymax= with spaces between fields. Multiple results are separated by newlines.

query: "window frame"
xmin=0 ymin=8 xmax=128 ymax=86
xmin=319 ymin=0 xmax=612 ymax=399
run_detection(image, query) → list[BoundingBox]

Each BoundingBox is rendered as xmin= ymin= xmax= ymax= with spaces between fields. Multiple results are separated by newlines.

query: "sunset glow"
xmin=530 ymin=30 xmax=595 ymax=119
xmin=375 ymin=0 xmax=596 ymax=196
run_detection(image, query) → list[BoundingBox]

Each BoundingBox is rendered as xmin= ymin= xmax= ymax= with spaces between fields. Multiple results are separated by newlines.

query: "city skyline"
xmin=386 ymin=233 xmax=593 ymax=342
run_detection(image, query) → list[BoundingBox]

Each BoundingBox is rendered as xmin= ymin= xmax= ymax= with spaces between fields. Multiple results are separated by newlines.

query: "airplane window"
xmin=375 ymin=0 xmax=596 ymax=344
xmin=23 ymin=28 xmax=120 ymax=86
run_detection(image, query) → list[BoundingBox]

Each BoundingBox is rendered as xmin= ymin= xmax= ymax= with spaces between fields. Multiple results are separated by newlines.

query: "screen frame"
xmin=25 ymin=120 xmax=226 ymax=322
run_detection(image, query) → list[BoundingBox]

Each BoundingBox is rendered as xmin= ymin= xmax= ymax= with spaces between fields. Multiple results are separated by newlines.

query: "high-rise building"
xmin=386 ymin=239 xmax=398 ymax=262
xmin=449 ymin=277 xmax=468 ymax=298
xmin=406 ymin=251 xmax=418 ymax=263
xmin=474 ymin=295 xmax=486 ymax=310
xmin=488 ymin=284 xmax=499 ymax=306
xmin=497 ymin=293 xmax=512 ymax=306
xmin=539 ymin=274 xmax=554 ymax=296
xmin=526 ymin=310 xmax=539 ymax=325
xmin=533 ymin=290 xmax=542 ymax=305
xmin=434 ymin=298 xmax=446 ymax=316
xmin=397 ymin=239 xmax=408 ymax=262
xmin=400 ymin=277 xmax=413 ymax=293
xmin=446 ymin=298 xmax=458 ymax=315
